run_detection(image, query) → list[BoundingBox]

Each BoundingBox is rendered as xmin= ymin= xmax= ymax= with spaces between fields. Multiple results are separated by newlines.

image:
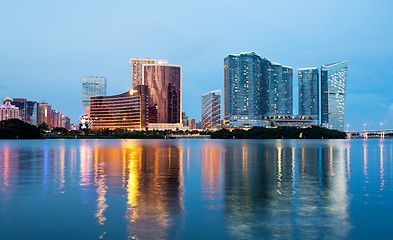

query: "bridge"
xmin=345 ymin=129 xmax=393 ymax=139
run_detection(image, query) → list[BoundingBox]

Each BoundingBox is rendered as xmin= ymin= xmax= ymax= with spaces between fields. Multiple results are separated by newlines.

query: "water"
xmin=0 ymin=139 xmax=392 ymax=239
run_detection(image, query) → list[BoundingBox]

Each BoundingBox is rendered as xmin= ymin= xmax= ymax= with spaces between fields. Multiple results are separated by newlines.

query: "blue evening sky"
xmin=1 ymin=0 xmax=392 ymax=130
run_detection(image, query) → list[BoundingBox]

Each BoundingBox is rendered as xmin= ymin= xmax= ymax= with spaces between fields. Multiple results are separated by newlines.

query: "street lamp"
xmin=346 ymin=124 xmax=349 ymax=131
xmin=363 ymin=123 xmax=366 ymax=131
xmin=380 ymin=122 xmax=383 ymax=130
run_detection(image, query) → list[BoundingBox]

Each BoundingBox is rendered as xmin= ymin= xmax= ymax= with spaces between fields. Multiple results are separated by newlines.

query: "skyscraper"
xmin=281 ymin=66 xmax=293 ymax=115
xmin=82 ymin=76 xmax=107 ymax=116
xmin=201 ymin=90 xmax=221 ymax=129
xmin=143 ymin=62 xmax=181 ymax=124
xmin=38 ymin=102 xmax=51 ymax=125
xmin=130 ymin=59 xmax=156 ymax=88
xmin=298 ymin=68 xmax=319 ymax=119
xmin=265 ymin=62 xmax=293 ymax=115
xmin=224 ymin=52 xmax=263 ymax=127
xmin=321 ymin=61 xmax=348 ymax=131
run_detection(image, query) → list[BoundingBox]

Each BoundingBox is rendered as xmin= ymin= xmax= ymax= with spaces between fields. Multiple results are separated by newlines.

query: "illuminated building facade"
xmin=262 ymin=115 xmax=318 ymax=127
xmin=281 ymin=66 xmax=293 ymax=115
xmin=51 ymin=110 xmax=61 ymax=127
xmin=224 ymin=52 xmax=294 ymax=127
xmin=80 ymin=114 xmax=92 ymax=129
xmin=298 ymin=68 xmax=319 ymax=120
xmin=224 ymin=52 xmax=263 ymax=127
xmin=130 ymin=59 xmax=157 ymax=88
xmin=143 ymin=62 xmax=181 ymax=124
xmin=201 ymin=90 xmax=221 ymax=129
xmin=82 ymin=76 xmax=107 ymax=116
xmin=90 ymin=85 xmax=149 ymax=130
xmin=265 ymin=62 xmax=293 ymax=115
xmin=321 ymin=61 xmax=348 ymax=131
xmin=0 ymin=97 xmax=22 ymax=121
xmin=38 ymin=102 xmax=51 ymax=125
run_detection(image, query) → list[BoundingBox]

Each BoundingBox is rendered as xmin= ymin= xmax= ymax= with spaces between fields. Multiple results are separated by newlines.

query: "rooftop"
xmin=322 ymin=60 xmax=348 ymax=68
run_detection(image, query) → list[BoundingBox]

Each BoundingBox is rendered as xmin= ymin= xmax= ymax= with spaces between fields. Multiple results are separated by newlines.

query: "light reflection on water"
xmin=0 ymin=139 xmax=393 ymax=239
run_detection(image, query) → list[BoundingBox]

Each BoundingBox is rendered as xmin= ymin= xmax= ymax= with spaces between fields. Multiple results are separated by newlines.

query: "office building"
xmin=224 ymin=52 xmax=263 ymax=127
xmin=321 ymin=61 xmax=348 ymax=131
xmin=298 ymin=68 xmax=319 ymax=119
xmin=90 ymin=85 xmax=149 ymax=130
xmin=201 ymin=90 xmax=221 ymax=129
xmin=188 ymin=118 xmax=196 ymax=130
xmin=130 ymin=59 xmax=156 ymax=88
xmin=182 ymin=112 xmax=188 ymax=127
xmin=51 ymin=110 xmax=62 ymax=128
xmin=61 ymin=115 xmax=71 ymax=130
xmin=9 ymin=98 xmax=39 ymax=125
xmin=82 ymin=76 xmax=107 ymax=116
xmin=9 ymin=98 xmax=27 ymax=122
xmin=143 ymin=61 xmax=181 ymax=125
xmin=38 ymin=102 xmax=51 ymax=126
xmin=0 ymin=97 xmax=22 ymax=121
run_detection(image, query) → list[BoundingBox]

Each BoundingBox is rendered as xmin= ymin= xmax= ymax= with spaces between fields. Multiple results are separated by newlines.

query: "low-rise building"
xmin=263 ymin=115 xmax=318 ymax=128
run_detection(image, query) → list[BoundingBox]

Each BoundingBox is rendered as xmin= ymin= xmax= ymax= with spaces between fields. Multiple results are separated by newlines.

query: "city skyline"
xmin=1 ymin=0 xmax=392 ymax=130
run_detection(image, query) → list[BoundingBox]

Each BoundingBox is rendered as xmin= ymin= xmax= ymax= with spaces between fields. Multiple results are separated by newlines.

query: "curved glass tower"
xmin=201 ymin=90 xmax=221 ymax=130
xmin=321 ymin=61 xmax=348 ymax=131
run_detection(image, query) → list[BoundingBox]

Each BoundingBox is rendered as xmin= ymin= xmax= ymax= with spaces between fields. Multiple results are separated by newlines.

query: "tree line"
xmin=1 ymin=119 xmax=345 ymax=139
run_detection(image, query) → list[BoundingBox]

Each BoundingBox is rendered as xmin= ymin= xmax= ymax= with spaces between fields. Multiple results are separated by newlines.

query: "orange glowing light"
xmin=129 ymin=89 xmax=138 ymax=95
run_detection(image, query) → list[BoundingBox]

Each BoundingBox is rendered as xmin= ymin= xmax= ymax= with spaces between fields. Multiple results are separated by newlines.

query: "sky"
xmin=1 ymin=0 xmax=393 ymax=130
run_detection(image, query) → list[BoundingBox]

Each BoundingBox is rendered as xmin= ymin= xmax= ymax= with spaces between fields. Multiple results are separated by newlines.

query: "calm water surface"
xmin=0 ymin=139 xmax=392 ymax=239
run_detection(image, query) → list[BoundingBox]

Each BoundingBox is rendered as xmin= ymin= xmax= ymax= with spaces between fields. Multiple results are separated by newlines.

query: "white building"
xmin=0 ymin=97 xmax=22 ymax=121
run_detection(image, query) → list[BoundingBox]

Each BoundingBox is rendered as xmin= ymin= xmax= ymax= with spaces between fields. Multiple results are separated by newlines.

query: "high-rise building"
xmin=61 ymin=115 xmax=71 ymax=130
xmin=201 ymin=90 xmax=221 ymax=129
xmin=10 ymin=98 xmax=27 ymax=122
xmin=281 ymin=66 xmax=293 ymax=115
xmin=224 ymin=52 xmax=294 ymax=128
xmin=82 ymin=76 xmax=107 ymax=116
xmin=38 ymin=102 xmax=51 ymax=126
xmin=321 ymin=61 xmax=348 ymax=131
xmin=224 ymin=52 xmax=263 ymax=127
xmin=90 ymin=85 xmax=149 ymax=130
xmin=298 ymin=68 xmax=319 ymax=119
xmin=130 ymin=59 xmax=156 ymax=88
xmin=143 ymin=62 xmax=181 ymax=125
xmin=51 ymin=110 xmax=62 ymax=128
xmin=188 ymin=118 xmax=196 ymax=130
xmin=265 ymin=62 xmax=293 ymax=115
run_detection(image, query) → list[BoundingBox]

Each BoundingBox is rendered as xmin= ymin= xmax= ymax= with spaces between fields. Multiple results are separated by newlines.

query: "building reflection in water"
xmin=2 ymin=139 xmax=393 ymax=239
xmin=122 ymin=141 xmax=184 ymax=239
xmin=83 ymin=141 xmax=184 ymax=239
xmin=379 ymin=142 xmax=385 ymax=190
xmin=201 ymin=142 xmax=222 ymax=204
xmin=363 ymin=142 xmax=368 ymax=180
xmin=223 ymin=140 xmax=351 ymax=239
